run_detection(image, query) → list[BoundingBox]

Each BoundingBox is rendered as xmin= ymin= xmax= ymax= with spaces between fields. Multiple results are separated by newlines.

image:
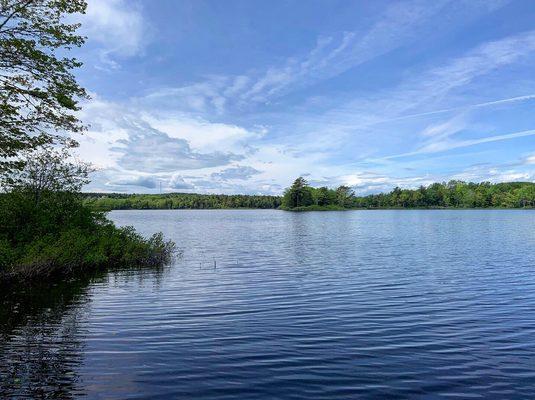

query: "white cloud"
xmin=110 ymin=123 xmax=243 ymax=173
xmin=114 ymin=175 xmax=158 ymax=189
xmin=74 ymin=1 xmax=535 ymax=194
xmin=363 ymin=94 xmax=535 ymax=124
xmin=81 ymin=0 xmax=148 ymax=65
xmin=168 ymin=175 xmax=194 ymax=190
xmin=143 ymin=80 xmax=228 ymax=115
xmin=451 ymin=165 xmax=534 ymax=183
xmin=211 ymin=166 xmax=262 ymax=181
xmin=78 ymin=93 xmax=535 ymax=193
xmin=334 ymin=30 xmax=535 ymax=125
xmin=420 ymin=115 xmax=467 ymax=140
xmin=144 ymin=115 xmax=265 ymax=154
xmin=76 ymin=98 xmax=281 ymax=192
xmin=523 ymin=153 xmax=535 ymax=165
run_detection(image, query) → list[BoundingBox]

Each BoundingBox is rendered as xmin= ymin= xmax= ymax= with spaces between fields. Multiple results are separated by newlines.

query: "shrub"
xmin=0 ymin=190 xmax=175 ymax=282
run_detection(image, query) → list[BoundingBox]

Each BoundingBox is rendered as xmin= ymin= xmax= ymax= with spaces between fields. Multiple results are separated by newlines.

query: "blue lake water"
xmin=2 ymin=209 xmax=535 ymax=398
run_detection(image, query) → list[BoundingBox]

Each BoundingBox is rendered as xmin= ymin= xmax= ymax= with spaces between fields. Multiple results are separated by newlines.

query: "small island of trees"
xmin=281 ymin=177 xmax=356 ymax=210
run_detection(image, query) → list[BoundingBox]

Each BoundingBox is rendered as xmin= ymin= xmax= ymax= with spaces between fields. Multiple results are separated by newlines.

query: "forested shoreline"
xmin=355 ymin=181 xmax=535 ymax=209
xmin=83 ymin=193 xmax=282 ymax=210
xmin=281 ymin=178 xmax=535 ymax=210
xmin=82 ymin=179 xmax=535 ymax=211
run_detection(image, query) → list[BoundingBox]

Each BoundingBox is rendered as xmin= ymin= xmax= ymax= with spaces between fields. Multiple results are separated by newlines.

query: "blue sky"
xmin=74 ymin=0 xmax=535 ymax=194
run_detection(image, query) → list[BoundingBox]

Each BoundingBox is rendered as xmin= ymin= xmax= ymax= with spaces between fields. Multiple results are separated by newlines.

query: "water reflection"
xmin=0 ymin=265 xmax=169 ymax=399
xmin=3 ymin=210 xmax=535 ymax=399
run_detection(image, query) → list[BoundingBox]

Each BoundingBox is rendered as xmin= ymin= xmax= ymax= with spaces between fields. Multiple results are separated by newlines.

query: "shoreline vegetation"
xmin=0 ymin=1 xmax=175 ymax=285
xmin=82 ymin=178 xmax=535 ymax=211
xmin=0 ymin=189 xmax=176 ymax=285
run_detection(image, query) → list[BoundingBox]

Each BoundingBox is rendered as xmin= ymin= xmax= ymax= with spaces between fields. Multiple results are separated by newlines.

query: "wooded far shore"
xmin=82 ymin=180 xmax=535 ymax=211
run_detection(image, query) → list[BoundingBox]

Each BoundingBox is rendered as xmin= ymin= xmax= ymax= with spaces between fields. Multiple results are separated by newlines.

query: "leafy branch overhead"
xmin=0 ymin=0 xmax=88 ymax=174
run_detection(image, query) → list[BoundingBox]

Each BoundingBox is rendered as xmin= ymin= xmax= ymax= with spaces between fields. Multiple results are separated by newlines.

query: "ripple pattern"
xmin=2 ymin=210 xmax=535 ymax=399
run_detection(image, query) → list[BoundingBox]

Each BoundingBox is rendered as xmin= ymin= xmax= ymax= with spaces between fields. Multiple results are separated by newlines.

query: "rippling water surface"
xmin=2 ymin=210 xmax=535 ymax=399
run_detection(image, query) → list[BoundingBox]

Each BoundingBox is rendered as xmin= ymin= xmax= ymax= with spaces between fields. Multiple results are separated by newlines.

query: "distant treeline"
xmin=282 ymin=177 xmax=535 ymax=210
xmin=356 ymin=181 xmax=535 ymax=208
xmin=82 ymin=180 xmax=535 ymax=211
xmin=82 ymin=193 xmax=282 ymax=210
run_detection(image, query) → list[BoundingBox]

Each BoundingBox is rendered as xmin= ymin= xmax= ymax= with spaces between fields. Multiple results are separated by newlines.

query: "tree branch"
xmin=0 ymin=0 xmax=34 ymax=31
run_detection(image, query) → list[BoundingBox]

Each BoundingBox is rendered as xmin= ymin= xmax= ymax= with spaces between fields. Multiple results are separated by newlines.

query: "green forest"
xmin=282 ymin=177 xmax=535 ymax=210
xmin=355 ymin=181 xmax=535 ymax=209
xmin=83 ymin=178 xmax=535 ymax=211
xmin=83 ymin=193 xmax=282 ymax=210
xmin=281 ymin=177 xmax=535 ymax=210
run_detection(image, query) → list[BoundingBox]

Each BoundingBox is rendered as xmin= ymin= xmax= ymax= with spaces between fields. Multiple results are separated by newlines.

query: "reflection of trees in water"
xmin=0 ymin=277 xmax=92 ymax=399
xmin=0 ymin=265 xmax=169 ymax=398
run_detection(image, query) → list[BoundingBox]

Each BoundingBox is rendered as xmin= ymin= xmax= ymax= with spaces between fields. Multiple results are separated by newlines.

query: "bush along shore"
xmin=0 ymin=147 xmax=176 ymax=286
xmin=0 ymin=189 xmax=176 ymax=285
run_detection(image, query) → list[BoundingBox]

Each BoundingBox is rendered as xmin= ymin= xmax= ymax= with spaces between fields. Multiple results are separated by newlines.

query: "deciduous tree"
xmin=0 ymin=0 xmax=87 ymax=174
xmin=2 ymin=146 xmax=91 ymax=204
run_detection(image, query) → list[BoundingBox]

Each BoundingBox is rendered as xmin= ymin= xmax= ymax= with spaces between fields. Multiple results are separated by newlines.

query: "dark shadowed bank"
xmin=0 ymin=190 xmax=176 ymax=285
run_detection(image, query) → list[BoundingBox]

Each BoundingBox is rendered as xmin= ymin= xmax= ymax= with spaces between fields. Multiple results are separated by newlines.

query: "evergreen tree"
xmin=282 ymin=177 xmax=313 ymax=208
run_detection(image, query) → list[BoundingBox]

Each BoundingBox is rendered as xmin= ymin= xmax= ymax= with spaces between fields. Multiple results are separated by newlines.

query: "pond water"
xmin=2 ymin=209 xmax=535 ymax=398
